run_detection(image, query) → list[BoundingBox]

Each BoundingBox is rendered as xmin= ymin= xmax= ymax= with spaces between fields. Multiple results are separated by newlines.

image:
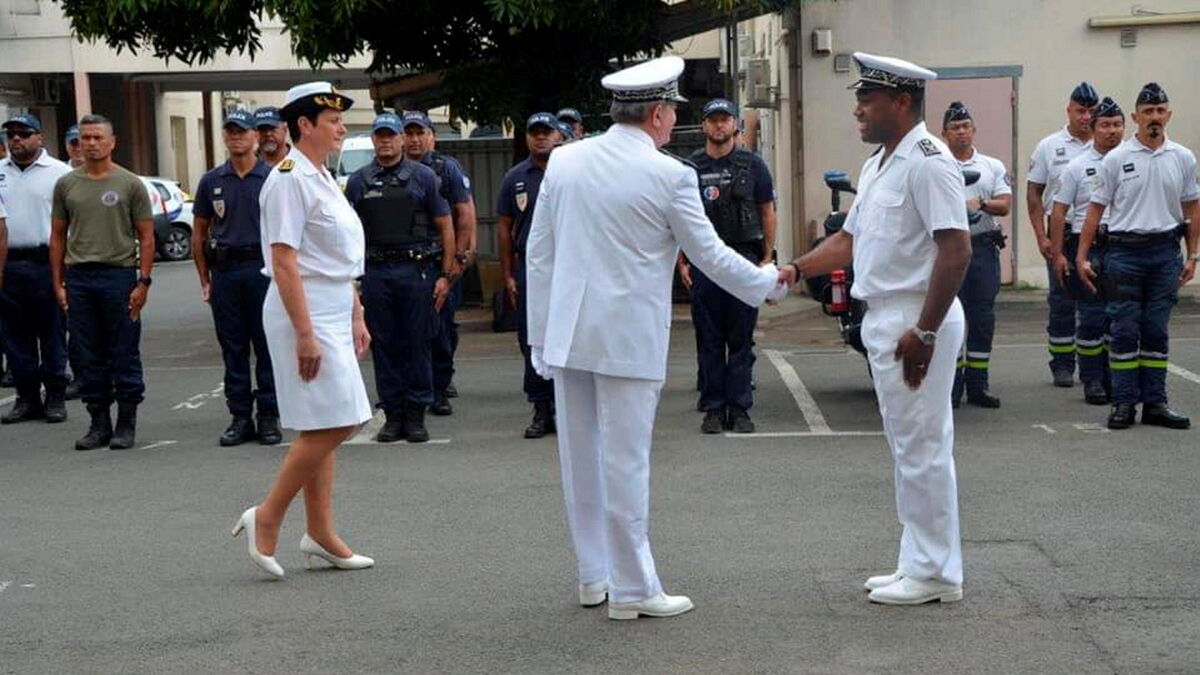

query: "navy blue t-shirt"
xmin=345 ymin=159 xmax=451 ymax=220
xmin=193 ymin=159 xmax=271 ymax=247
xmin=420 ymin=151 xmax=472 ymax=205
xmin=496 ymin=157 xmax=545 ymax=252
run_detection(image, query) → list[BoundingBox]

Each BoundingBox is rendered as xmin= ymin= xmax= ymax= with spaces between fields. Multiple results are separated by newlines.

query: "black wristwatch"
xmin=137 ymin=276 xmax=153 ymax=288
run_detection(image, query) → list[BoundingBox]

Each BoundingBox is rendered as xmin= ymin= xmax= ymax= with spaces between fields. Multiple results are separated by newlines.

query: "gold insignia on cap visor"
xmin=313 ymin=95 xmax=345 ymax=111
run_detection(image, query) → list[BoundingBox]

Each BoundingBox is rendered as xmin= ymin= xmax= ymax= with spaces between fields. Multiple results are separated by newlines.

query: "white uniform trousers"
xmin=554 ymin=367 xmax=664 ymax=604
xmin=861 ymin=294 xmax=966 ymax=586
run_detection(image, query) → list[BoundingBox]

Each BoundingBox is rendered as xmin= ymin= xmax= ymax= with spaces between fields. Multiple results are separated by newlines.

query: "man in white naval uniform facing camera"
xmin=787 ymin=53 xmax=972 ymax=605
xmin=525 ymin=55 xmax=794 ymax=620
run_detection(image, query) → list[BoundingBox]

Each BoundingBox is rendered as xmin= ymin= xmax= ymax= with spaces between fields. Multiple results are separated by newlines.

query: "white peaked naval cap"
xmin=281 ymin=81 xmax=354 ymax=114
xmin=602 ymin=56 xmax=689 ymax=103
xmin=849 ymin=52 xmax=938 ymax=90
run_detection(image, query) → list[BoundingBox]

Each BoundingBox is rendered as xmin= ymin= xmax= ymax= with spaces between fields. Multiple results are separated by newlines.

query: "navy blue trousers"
xmin=514 ymin=259 xmax=554 ymax=404
xmin=0 ymin=260 xmax=68 ymax=398
xmin=1046 ymin=223 xmax=1077 ymax=374
xmin=692 ymin=242 xmax=761 ymax=412
xmin=1105 ymin=241 xmax=1181 ymax=405
xmin=953 ymin=235 xmax=1000 ymax=400
xmin=363 ymin=262 xmax=437 ymax=413
xmin=66 ymin=266 xmax=145 ymax=406
xmin=1065 ymin=239 xmax=1110 ymax=386
xmin=210 ymin=260 xmax=276 ymax=417
xmin=432 ymin=275 xmax=463 ymax=394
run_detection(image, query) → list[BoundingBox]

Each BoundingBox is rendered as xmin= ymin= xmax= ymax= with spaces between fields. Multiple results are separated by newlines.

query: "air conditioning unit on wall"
xmin=744 ymin=58 xmax=777 ymax=109
xmin=31 ymin=76 xmax=60 ymax=104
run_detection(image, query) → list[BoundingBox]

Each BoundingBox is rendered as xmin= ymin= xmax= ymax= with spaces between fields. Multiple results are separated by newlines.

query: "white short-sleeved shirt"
xmin=1052 ymin=146 xmax=1108 ymax=234
xmin=956 ymin=149 xmax=1011 ymax=234
xmin=842 ymin=123 xmax=969 ymax=301
xmin=258 ymin=148 xmax=365 ymax=281
xmin=0 ymin=150 xmax=72 ymax=248
xmin=1028 ymin=126 xmax=1092 ymax=214
xmin=1090 ymin=136 xmax=1200 ymax=234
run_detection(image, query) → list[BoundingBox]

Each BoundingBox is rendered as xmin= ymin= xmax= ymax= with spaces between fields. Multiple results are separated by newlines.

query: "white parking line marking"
xmin=725 ymin=431 xmax=885 ymax=439
xmin=764 ymin=349 xmax=832 ymax=434
xmin=1168 ymin=363 xmax=1200 ymax=386
xmin=140 ymin=441 xmax=178 ymax=450
xmin=20 ymin=584 xmax=34 ymax=589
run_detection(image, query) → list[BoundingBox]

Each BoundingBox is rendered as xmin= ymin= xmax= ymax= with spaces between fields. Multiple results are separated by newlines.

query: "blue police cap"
xmin=701 ymin=98 xmax=737 ymax=119
xmin=373 ymin=112 xmax=403 ymax=134
xmin=64 ymin=124 xmax=79 ymax=142
xmin=556 ymin=107 xmax=582 ymax=123
xmin=526 ymin=112 xmax=558 ymax=131
xmin=223 ymin=109 xmax=254 ymax=130
xmin=1070 ymin=82 xmax=1099 ymax=107
xmin=1092 ymin=96 xmax=1124 ymax=121
xmin=555 ymin=121 xmax=575 ymax=139
xmin=1136 ymin=82 xmax=1168 ymax=106
xmin=3 ymin=112 xmax=42 ymax=133
xmin=943 ymin=101 xmax=972 ymax=127
xmin=402 ymin=111 xmax=434 ymax=130
xmin=253 ymin=106 xmax=282 ymax=129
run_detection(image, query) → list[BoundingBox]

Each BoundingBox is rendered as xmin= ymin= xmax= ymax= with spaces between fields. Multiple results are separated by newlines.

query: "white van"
xmin=334 ymin=134 xmax=375 ymax=189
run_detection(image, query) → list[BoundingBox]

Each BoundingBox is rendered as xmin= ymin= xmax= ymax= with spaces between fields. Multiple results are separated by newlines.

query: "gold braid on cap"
xmin=313 ymin=95 xmax=344 ymax=111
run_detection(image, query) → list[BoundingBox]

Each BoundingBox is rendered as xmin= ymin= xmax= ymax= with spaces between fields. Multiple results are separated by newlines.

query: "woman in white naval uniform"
xmin=231 ymin=83 xmax=375 ymax=578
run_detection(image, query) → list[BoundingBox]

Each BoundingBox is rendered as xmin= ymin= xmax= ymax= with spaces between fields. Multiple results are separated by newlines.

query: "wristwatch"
xmin=977 ymin=198 xmax=988 ymax=214
xmin=454 ymin=250 xmax=472 ymax=265
xmin=911 ymin=326 xmax=937 ymax=346
xmin=137 ymin=276 xmax=152 ymax=287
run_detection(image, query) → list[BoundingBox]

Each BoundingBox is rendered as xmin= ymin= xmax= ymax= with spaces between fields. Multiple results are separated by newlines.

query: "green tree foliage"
xmin=55 ymin=0 xmax=792 ymax=123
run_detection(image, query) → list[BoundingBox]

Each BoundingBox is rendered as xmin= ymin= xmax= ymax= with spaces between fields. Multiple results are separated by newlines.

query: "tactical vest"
xmin=688 ymin=147 xmax=763 ymax=244
xmin=353 ymin=160 xmax=433 ymax=249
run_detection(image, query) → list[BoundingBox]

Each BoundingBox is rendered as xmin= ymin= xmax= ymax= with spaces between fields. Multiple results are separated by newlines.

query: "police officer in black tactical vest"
xmin=678 ymin=99 xmax=778 ymax=434
xmin=346 ymin=113 xmax=455 ymax=443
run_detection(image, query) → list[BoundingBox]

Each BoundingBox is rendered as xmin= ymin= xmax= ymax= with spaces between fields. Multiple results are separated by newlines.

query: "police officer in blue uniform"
xmin=942 ymin=102 xmax=1013 ymax=409
xmin=348 ymin=112 xmax=455 ymax=443
xmin=192 ymin=109 xmax=281 ymax=446
xmin=401 ymin=111 xmax=476 ymax=416
xmin=252 ymin=106 xmax=290 ymax=168
xmin=679 ymin=98 xmax=777 ymax=434
xmin=1078 ymin=83 xmax=1199 ymax=430
xmin=498 ymin=112 xmax=559 ymax=438
xmin=556 ymin=107 xmax=585 ymax=140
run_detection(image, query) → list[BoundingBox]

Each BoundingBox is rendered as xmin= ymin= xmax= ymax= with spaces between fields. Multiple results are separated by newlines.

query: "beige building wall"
xmin=796 ymin=0 xmax=1200 ymax=286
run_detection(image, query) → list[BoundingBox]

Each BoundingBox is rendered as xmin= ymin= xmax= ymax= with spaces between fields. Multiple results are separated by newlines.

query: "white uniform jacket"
xmin=525 ymin=123 xmax=778 ymax=381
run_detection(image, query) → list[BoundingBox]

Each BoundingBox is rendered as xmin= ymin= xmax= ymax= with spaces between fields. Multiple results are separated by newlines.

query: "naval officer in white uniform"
xmin=787 ymin=53 xmax=972 ymax=605
xmin=525 ymin=56 xmax=793 ymax=620
xmin=231 ymin=82 xmax=375 ymax=579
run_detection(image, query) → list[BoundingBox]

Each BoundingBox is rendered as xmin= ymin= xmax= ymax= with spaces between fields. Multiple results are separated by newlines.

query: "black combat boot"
xmin=444 ymin=381 xmax=458 ymax=398
xmin=64 ymin=377 xmax=81 ymax=400
xmin=966 ymin=390 xmax=1001 ymax=409
xmin=1141 ymin=403 xmax=1191 ymax=430
xmin=1083 ymin=380 xmax=1109 ymax=406
xmin=109 ymin=402 xmax=138 ymax=450
xmin=256 ymin=414 xmax=282 ymax=445
xmin=220 ymin=416 xmax=257 ymax=446
xmin=701 ymin=409 xmax=724 ymax=434
xmin=75 ymin=403 xmax=113 ymax=450
xmin=375 ymin=410 xmax=406 ymax=443
xmin=1 ymin=390 xmax=45 ymax=424
xmin=727 ymin=406 xmax=756 ymax=433
xmin=404 ymin=401 xmax=429 ymax=443
xmin=524 ymin=401 xmax=553 ymax=439
xmin=430 ymin=391 xmax=453 ymax=416
xmin=1107 ymin=403 xmax=1137 ymax=430
xmin=44 ymin=385 xmax=68 ymax=423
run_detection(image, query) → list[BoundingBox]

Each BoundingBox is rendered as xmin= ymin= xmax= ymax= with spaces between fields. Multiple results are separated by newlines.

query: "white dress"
xmin=258 ymin=149 xmax=373 ymax=430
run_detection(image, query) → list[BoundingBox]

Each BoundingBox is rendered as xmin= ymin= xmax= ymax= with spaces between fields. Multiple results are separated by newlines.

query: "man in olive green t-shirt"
xmin=49 ymin=114 xmax=155 ymax=451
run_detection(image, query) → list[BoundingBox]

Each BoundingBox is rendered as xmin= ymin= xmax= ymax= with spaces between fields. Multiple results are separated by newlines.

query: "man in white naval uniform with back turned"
xmin=787 ymin=53 xmax=972 ymax=605
xmin=525 ymin=56 xmax=794 ymax=621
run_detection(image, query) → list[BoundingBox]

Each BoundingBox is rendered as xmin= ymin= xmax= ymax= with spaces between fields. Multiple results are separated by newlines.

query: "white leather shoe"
xmin=868 ymin=577 xmax=962 ymax=605
xmin=608 ymin=592 xmax=694 ymax=620
xmin=579 ymin=582 xmax=608 ymax=607
xmin=864 ymin=570 xmax=904 ymax=591
xmin=300 ymin=533 xmax=375 ymax=570
xmin=231 ymin=506 xmax=284 ymax=579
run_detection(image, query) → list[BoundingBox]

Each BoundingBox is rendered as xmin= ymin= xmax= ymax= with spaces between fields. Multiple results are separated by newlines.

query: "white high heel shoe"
xmin=300 ymin=533 xmax=375 ymax=570
xmin=231 ymin=507 xmax=284 ymax=579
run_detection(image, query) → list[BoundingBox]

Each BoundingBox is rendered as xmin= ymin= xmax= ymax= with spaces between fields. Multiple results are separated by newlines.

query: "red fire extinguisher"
xmin=829 ymin=269 xmax=849 ymax=314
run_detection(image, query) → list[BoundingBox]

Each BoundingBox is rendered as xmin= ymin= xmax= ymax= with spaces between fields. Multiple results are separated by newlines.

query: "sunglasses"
xmin=5 ymin=129 xmax=36 ymax=139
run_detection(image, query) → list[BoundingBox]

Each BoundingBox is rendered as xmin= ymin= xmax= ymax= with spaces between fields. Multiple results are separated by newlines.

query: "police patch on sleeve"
xmin=462 ymin=175 xmax=471 ymax=190
xmin=917 ymin=139 xmax=941 ymax=157
xmin=279 ymin=159 xmax=295 ymax=172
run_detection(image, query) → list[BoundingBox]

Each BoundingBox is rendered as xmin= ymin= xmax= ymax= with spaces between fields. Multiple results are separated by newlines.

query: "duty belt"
xmin=210 ymin=245 xmax=263 ymax=265
xmin=366 ymin=247 xmax=442 ymax=264
xmin=1107 ymin=226 xmax=1184 ymax=249
xmin=6 ymin=245 xmax=50 ymax=263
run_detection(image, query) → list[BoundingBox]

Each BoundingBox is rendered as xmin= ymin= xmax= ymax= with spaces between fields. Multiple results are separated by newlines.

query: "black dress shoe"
xmin=728 ymin=407 xmax=756 ymax=433
xmin=375 ymin=412 xmax=405 ymax=443
xmin=430 ymin=392 xmax=453 ymax=416
xmin=220 ymin=416 xmax=257 ymax=446
xmin=2 ymin=396 xmax=45 ymax=424
xmin=1107 ymin=403 xmax=1137 ymax=430
xmin=966 ymin=391 xmax=1001 ymax=409
xmin=1141 ymin=403 xmax=1191 ymax=430
xmin=256 ymin=416 xmax=282 ymax=445
xmin=1083 ymin=380 xmax=1110 ymax=405
xmin=524 ymin=401 xmax=554 ymax=439
xmin=1052 ymin=369 xmax=1075 ymax=388
xmin=701 ymin=409 xmax=724 ymax=434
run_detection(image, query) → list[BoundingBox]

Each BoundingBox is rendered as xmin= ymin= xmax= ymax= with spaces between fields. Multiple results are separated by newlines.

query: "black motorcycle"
xmin=805 ymin=169 xmax=984 ymax=360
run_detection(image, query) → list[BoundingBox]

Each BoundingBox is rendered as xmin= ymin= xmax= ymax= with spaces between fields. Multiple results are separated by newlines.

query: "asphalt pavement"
xmin=3 ymin=260 xmax=1200 ymax=674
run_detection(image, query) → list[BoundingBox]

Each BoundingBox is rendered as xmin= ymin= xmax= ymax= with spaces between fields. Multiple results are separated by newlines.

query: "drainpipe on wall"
xmin=786 ymin=5 xmax=807 ymax=256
